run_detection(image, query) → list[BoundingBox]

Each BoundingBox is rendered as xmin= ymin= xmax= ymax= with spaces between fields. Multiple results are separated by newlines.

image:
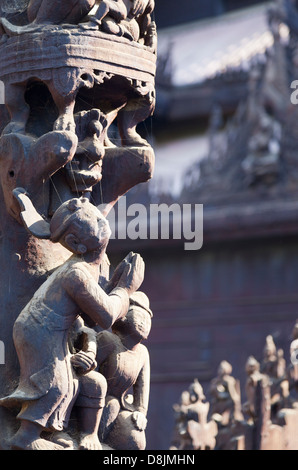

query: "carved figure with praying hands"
xmin=0 ymin=189 xmax=145 ymax=450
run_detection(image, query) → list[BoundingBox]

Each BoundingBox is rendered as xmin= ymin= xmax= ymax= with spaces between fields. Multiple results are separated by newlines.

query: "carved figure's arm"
xmin=30 ymin=131 xmax=78 ymax=183
xmin=70 ymin=317 xmax=98 ymax=373
xmin=65 ymin=267 xmax=130 ymax=329
xmin=131 ymin=346 xmax=150 ymax=430
xmin=133 ymin=345 xmax=150 ymax=416
xmin=66 ymin=253 xmax=144 ymax=327
xmin=95 ymin=330 xmax=117 ymax=366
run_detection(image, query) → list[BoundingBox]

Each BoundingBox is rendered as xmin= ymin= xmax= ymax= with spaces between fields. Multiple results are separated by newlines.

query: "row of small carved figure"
xmin=0 ymin=0 xmax=157 ymax=49
xmin=170 ymin=324 xmax=298 ymax=451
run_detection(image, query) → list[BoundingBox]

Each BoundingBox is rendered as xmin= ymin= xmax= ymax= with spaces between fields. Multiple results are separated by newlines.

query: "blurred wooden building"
xmin=109 ymin=0 xmax=298 ymax=449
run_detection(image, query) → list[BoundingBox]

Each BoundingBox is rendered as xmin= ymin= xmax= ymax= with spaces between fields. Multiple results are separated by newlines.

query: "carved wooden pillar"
xmin=0 ymin=0 xmax=156 ymax=450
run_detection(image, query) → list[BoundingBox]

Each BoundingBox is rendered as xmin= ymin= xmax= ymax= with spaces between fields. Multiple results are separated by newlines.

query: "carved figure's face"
xmin=50 ymin=198 xmax=111 ymax=254
xmin=65 ymin=110 xmax=107 ymax=194
xmin=68 ymin=204 xmax=111 ymax=253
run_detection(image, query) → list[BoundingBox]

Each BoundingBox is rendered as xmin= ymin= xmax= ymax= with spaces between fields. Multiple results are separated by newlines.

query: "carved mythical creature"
xmin=0 ymin=0 xmax=96 ymax=32
xmin=0 ymin=0 xmax=157 ymax=49
xmin=91 ymin=0 xmax=156 ymax=45
xmin=0 ymin=0 xmax=95 ymax=35
xmin=27 ymin=0 xmax=95 ymax=24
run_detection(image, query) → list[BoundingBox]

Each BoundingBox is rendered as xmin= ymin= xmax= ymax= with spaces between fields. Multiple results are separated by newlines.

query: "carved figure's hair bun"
xmin=67 ymin=199 xmax=81 ymax=212
xmin=67 ymin=198 xmax=89 ymax=213
xmin=129 ymin=292 xmax=153 ymax=318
